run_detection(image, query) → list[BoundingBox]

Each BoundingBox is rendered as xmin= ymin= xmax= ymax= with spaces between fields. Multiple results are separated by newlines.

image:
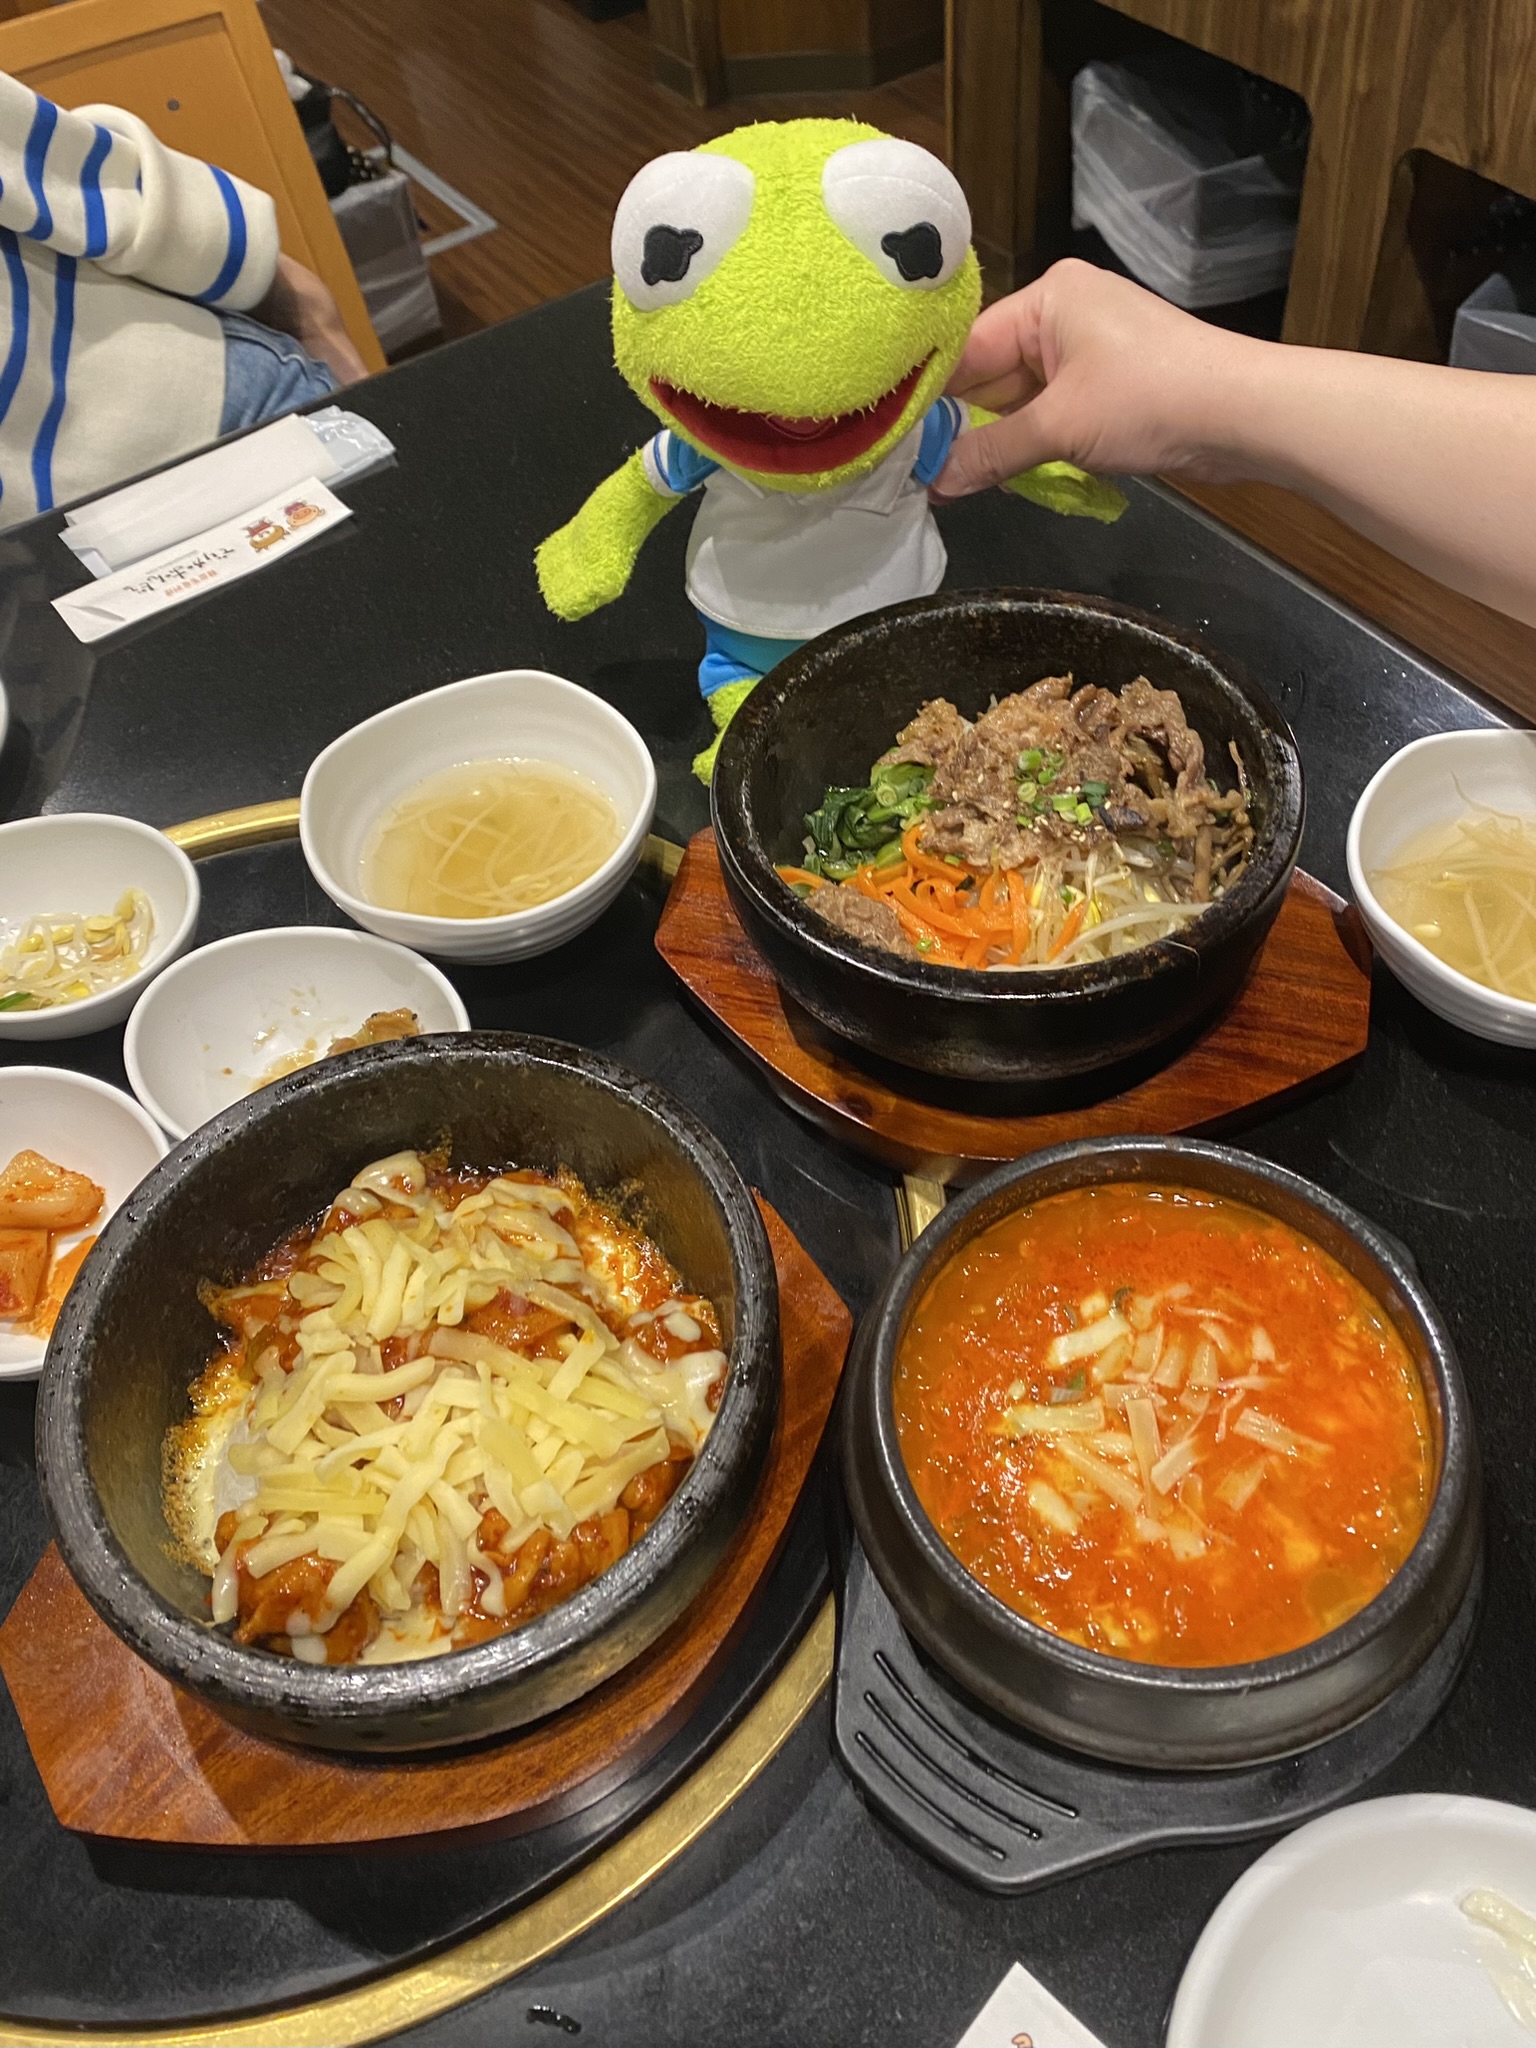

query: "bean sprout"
xmin=0 ymin=889 xmax=154 ymax=1010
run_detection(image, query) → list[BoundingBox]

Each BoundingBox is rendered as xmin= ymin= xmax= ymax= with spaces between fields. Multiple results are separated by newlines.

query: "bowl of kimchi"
xmin=711 ymin=589 xmax=1303 ymax=1086
xmin=36 ymin=1033 xmax=779 ymax=1754
xmin=842 ymin=1135 xmax=1479 ymax=1771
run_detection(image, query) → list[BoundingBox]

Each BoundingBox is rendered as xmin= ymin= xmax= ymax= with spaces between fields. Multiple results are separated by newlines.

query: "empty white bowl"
xmin=0 ymin=1066 xmax=169 ymax=1377
xmin=0 ymin=814 xmax=200 ymax=1040
xmin=299 ymin=670 xmax=658 ymax=963
xmin=123 ymin=925 xmax=471 ymax=1139
xmin=1168 ymin=1794 xmax=1536 ymax=2048
xmin=1347 ymin=727 xmax=1536 ymax=1047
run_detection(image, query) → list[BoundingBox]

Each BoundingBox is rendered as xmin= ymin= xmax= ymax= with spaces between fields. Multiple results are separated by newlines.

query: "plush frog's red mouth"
xmin=651 ymin=357 xmax=930 ymax=475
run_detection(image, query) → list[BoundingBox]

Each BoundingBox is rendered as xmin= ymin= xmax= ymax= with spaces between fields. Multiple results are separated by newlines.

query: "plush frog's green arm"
xmin=964 ymin=403 xmax=1128 ymax=524
xmin=535 ymin=452 xmax=676 ymax=622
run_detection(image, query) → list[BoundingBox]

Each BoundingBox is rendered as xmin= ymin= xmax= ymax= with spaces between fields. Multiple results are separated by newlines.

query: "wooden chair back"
xmin=0 ymin=0 xmax=384 ymax=371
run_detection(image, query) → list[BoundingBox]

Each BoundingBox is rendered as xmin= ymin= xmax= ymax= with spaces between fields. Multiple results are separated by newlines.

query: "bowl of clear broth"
xmin=843 ymin=1136 xmax=1479 ymax=1770
xmin=1348 ymin=727 xmax=1536 ymax=1047
xmin=300 ymin=672 xmax=658 ymax=963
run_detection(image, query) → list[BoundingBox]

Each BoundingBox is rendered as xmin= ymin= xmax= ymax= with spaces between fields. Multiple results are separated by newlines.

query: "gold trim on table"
xmin=162 ymin=797 xmax=684 ymax=884
xmin=164 ymin=797 xmax=302 ymax=857
xmin=896 ymin=1174 xmax=948 ymax=1248
xmin=0 ymin=1601 xmax=834 ymax=2047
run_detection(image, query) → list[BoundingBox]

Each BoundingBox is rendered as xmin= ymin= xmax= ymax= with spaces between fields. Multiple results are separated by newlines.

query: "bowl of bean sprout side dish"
xmin=0 ymin=814 xmax=199 ymax=1040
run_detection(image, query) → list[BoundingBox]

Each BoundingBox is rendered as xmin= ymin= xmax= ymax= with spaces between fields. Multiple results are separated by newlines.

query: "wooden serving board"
xmin=0 ymin=1201 xmax=850 ymax=1851
xmin=657 ymin=831 xmax=1372 ymax=1184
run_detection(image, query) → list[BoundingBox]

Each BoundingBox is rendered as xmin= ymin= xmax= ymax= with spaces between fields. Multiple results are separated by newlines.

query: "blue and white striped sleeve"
xmin=911 ymin=396 xmax=967 ymax=486
xmin=640 ymin=429 xmax=720 ymax=499
xmin=0 ymin=71 xmax=278 ymax=310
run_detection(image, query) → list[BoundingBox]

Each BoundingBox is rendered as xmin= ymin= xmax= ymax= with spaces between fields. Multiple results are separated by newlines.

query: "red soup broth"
xmin=893 ymin=1183 xmax=1434 ymax=1667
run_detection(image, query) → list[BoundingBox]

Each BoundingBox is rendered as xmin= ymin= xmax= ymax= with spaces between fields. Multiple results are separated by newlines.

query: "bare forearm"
xmin=1209 ymin=342 xmax=1536 ymax=625
xmin=938 ymin=263 xmax=1536 ymax=630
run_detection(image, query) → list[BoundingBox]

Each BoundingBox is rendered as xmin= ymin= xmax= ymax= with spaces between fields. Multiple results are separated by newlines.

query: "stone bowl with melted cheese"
xmin=37 ymin=1033 xmax=779 ymax=1755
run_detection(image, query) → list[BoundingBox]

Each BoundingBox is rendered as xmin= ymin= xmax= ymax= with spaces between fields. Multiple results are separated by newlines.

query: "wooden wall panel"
xmin=952 ymin=0 xmax=1536 ymax=350
xmin=716 ymin=0 xmax=868 ymax=56
xmin=654 ymin=0 xmax=942 ymax=99
xmin=0 ymin=0 xmax=383 ymax=369
xmin=1176 ymin=476 xmax=1536 ymax=727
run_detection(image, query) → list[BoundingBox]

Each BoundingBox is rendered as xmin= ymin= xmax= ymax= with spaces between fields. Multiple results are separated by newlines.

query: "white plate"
xmin=123 ymin=925 xmax=471 ymax=1139
xmin=0 ymin=812 xmax=200 ymax=1040
xmin=0 ymin=1066 xmax=170 ymax=1377
xmin=1168 ymin=1794 xmax=1536 ymax=2048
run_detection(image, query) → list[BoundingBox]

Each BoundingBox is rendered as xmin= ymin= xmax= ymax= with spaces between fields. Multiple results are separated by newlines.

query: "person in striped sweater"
xmin=0 ymin=69 xmax=366 ymax=529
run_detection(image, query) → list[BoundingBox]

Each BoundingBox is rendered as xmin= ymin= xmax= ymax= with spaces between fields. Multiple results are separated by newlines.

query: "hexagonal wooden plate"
xmin=656 ymin=830 xmax=1371 ymax=1185
xmin=0 ymin=1200 xmax=849 ymax=1849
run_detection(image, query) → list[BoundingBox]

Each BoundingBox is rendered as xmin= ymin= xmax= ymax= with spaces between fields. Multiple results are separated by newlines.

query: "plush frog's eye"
xmin=612 ymin=151 xmax=756 ymax=309
xmin=821 ymin=138 xmax=970 ymax=290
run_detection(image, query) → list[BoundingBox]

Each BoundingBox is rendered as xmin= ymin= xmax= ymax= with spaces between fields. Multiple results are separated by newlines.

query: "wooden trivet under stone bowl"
xmin=0 ymin=1200 xmax=849 ymax=1851
xmin=656 ymin=829 xmax=1372 ymax=1185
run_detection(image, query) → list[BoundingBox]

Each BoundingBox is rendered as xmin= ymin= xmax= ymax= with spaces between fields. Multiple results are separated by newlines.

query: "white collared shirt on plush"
xmin=641 ymin=396 xmax=967 ymax=639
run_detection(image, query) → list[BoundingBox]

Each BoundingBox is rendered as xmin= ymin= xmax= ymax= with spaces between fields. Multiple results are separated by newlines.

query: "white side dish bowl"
xmin=1347 ymin=727 xmax=1536 ymax=1047
xmin=1168 ymin=1793 xmax=1536 ymax=2048
xmin=299 ymin=670 xmax=658 ymax=963
xmin=123 ymin=925 xmax=471 ymax=1139
xmin=0 ymin=814 xmax=200 ymax=1040
xmin=0 ymin=1066 xmax=169 ymax=1378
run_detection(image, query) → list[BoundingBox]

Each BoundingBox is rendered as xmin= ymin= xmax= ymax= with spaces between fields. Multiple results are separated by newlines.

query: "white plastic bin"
xmin=1071 ymin=56 xmax=1307 ymax=310
xmin=331 ymin=170 xmax=441 ymax=358
xmin=1450 ymin=264 xmax=1536 ymax=373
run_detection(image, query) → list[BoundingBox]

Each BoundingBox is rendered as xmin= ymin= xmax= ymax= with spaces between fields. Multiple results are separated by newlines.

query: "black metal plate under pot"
xmin=842 ymin=1137 xmax=1481 ymax=1772
xmin=832 ymin=1537 xmax=1482 ymax=1895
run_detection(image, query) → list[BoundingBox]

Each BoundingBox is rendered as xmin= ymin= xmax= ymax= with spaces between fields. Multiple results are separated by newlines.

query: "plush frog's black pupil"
xmin=881 ymin=221 xmax=944 ymax=282
xmin=642 ymin=224 xmax=705 ymax=287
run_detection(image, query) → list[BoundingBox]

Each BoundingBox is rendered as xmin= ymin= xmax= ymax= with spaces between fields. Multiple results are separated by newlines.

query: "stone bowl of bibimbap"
xmin=710 ymin=588 xmax=1304 ymax=1087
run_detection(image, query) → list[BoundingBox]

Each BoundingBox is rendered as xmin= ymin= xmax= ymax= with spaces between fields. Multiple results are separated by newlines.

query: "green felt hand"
xmin=692 ymin=677 xmax=757 ymax=784
xmin=965 ymin=404 xmax=1129 ymax=524
xmin=535 ymin=452 xmax=676 ymax=621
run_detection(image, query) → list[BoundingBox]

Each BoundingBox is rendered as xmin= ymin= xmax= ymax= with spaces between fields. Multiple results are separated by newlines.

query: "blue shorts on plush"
xmin=696 ymin=613 xmax=804 ymax=699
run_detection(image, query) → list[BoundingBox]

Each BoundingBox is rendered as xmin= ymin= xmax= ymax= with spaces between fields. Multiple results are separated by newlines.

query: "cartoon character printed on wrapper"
xmin=283 ymin=499 xmax=324 ymax=530
xmin=534 ymin=119 xmax=1127 ymax=781
xmin=245 ymin=516 xmax=287 ymax=552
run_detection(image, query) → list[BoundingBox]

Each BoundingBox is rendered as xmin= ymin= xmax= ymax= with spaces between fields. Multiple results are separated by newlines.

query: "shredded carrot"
xmin=906 ymin=884 xmax=978 ymax=939
xmin=776 ymin=866 xmax=826 ymax=890
xmin=902 ymin=824 xmax=963 ymax=883
xmin=1010 ymin=873 xmax=1031 ymax=963
xmin=788 ymin=833 xmax=1092 ymax=972
xmin=1047 ymin=898 xmax=1087 ymax=961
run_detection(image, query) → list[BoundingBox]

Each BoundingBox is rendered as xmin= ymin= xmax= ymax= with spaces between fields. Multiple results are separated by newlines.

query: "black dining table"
xmin=0 ymin=283 xmax=1531 ymax=2048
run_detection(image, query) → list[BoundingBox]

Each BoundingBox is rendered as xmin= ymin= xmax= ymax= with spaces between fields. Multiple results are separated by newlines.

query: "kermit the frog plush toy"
xmin=535 ymin=119 xmax=1125 ymax=779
